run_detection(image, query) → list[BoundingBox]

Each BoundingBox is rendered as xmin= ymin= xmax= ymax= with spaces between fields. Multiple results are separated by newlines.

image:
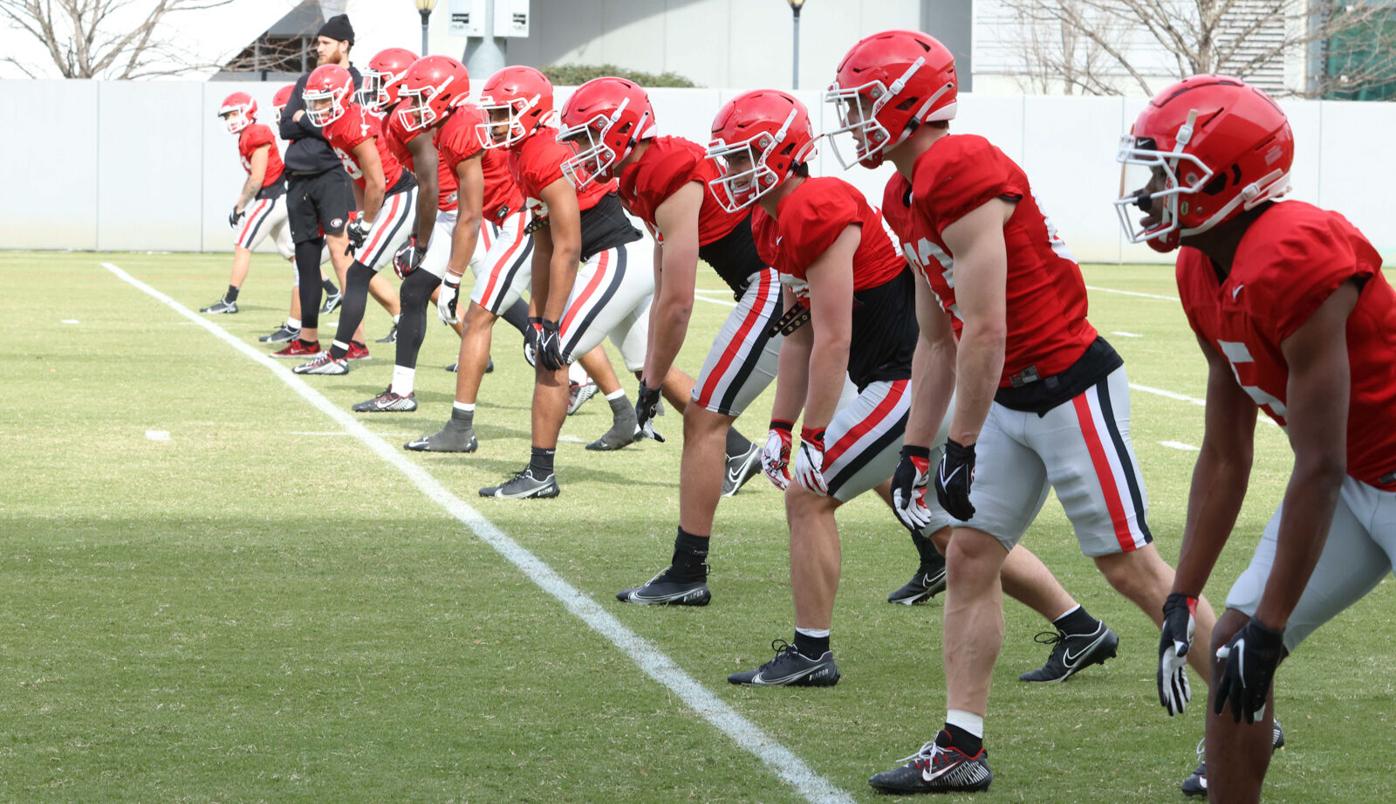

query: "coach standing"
xmin=274 ymin=14 xmax=362 ymax=359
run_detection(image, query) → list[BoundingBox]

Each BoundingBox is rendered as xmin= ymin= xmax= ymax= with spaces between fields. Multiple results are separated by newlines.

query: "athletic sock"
xmin=793 ymin=628 xmax=830 ymax=660
xmin=605 ymin=388 xmax=626 ymax=402
xmin=448 ymin=403 xmax=475 ymax=429
xmin=225 ymin=285 xmax=240 ymax=303
xmin=1053 ymin=604 xmax=1098 ymax=635
xmin=529 ymin=445 xmax=556 ymax=477
xmin=939 ymin=710 xmax=984 ymax=755
xmin=910 ymin=530 xmax=942 ymax=568
xmin=322 ymin=278 xmax=338 ymax=295
xmin=670 ymin=528 xmax=709 ymax=581
xmin=330 ymin=340 xmax=350 ymax=360
xmin=725 ymin=426 xmax=753 ymax=457
xmin=501 ymin=297 xmax=530 ymax=336
xmin=286 ymin=317 xmax=302 ymax=330
xmin=391 ymin=365 xmax=415 ymax=396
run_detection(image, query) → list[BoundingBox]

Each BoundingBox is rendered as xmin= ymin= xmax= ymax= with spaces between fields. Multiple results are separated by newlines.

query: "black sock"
xmin=225 ymin=284 xmax=240 ymax=303
xmin=529 ymin=446 xmax=556 ymax=477
xmin=395 ymin=269 xmax=439 ymax=370
xmin=793 ymin=630 xmax=830 ymax=660
xmin=608 ymin=394 xmax=631 ymax=416
xmin=670 ymin=527 xmax=709 ymax=581
xmin=724 ymin=426 xmax=752 ymax=458
xmin=937 ymin=725 xmax=983 ymax=756
xmin=1054 ymin=605 xmax=1098 ymax=635
xmin=910 ymin=531 xmax=943 ymax=569
xmin=501 ymin=297 xmax=530 ymax=337
xmin=449 ymin=405 xmax=474 ymax=428
xmin=322 ymin=277 xmax=339 ymax=295
xmin=294 ymin=238 xmax=325 ymax=330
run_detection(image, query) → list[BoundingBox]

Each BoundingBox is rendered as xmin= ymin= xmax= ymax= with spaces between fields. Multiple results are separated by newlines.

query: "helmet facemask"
xmin=304 ymin=86 xmax=347 ymax=127
xmin=824 ymin=57 xmax=952 ymax=170
xmin=220 ymin=107 xmax=252 ymax=134
xmin=706 ymin=107 xmax=812 ymax=214
xmin=558 ymin=98 xmax=639 ymax=189
xmin=476 ymin=95 xmax=538 ymax=149
xmin=357 ymin=69 xmax=386 ymax=111
xmin=398 ymin=77 xmax=456 ymax=133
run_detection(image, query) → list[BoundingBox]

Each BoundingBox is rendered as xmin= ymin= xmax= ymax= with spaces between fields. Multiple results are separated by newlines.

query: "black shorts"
xmin=287 ymin=169 xmax=355 ymax=244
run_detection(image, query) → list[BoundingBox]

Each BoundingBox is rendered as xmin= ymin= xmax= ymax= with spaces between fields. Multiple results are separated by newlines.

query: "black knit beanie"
xmin=317 ymin=14 xmax=354 ymax=45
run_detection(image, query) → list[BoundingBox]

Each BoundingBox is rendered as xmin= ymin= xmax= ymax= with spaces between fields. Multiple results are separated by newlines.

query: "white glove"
xmin=792 ymin=426 xmax=828 ymax=496
xmin=762 ymin=423 xmax=792 ymax=490
xmin=438 ymin=273 xmax=461 ymax=324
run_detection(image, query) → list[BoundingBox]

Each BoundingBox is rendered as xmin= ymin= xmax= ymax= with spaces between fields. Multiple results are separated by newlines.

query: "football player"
xmin=291 ymin=62 xmax=420 ymax=376
xmin=556 ymin=77 xmax=779 ymax=605
xmin=826 ymin=31 xmax=1216 ymax=794
xmin=473 ymin=66 xmax=668 ymax=498
xmin=1118 ymin=75 xmax=1390 ymax=802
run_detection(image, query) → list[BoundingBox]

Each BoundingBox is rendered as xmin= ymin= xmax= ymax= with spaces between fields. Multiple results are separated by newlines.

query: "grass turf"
xmin=1 ymin=251 xmax=1392 ymax=801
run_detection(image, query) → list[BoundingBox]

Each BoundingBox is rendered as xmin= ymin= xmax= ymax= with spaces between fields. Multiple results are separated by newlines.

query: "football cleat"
xmin=721 ymin=442 xmax=763 ymax=497
xmin=728 ymin=640 xmax=840 ymax=687
xmin=616 ymin=567 xmax=711 ymax=606
xmin=272 ymin=339 xmax=321 ymax=359
xmin=444 ymin=358 xmax=492 ymax=374
xmin=888 ymin=556 xmax=948 ymax=606
xmin=200 ymin=297 xmax=238 ymax=314
xmin=376 ymin=323 xmax=398 ymax=344
xmin=259 ymin=324 xmax=300 ymax=343
xmin=1181 ymin=720 xmax=1285 ymax=797
xmin=352 ymin=388 xmax=417 ymax=413
xmin=479 ymin=467 xmax=559 ymax=499
xmin=319 ymin=288 xmax=342 ymax=315
xmin=344 ymin=341 xmax=371 ymax=361
xmin=567 ymin=380 xmax=598 ymax=416
xmin=1019 ymin=621 xmax=1119 ymax=682
xmin=292 ymin=352 xmax=349 ymax=375
xmin=404 ymin=421 xmax=478 ymax=453
xmin=867 ymin=738 xmax=993 ymax=794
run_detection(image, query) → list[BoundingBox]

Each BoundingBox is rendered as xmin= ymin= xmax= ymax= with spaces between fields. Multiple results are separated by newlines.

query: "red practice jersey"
xmin=1177 ymin=200 xmax=1396 ymax=490
xmin=237 ymin=124 xmax=285 ymax=188
xmin=321 ymin=104 xmax=405 ymax=192
xmin=384 ymin=108 xmax=458 ymax=211
xmin=618 ymin=136 xmax=743 ymax=246
xmin=907 ymin=134 xmax=1097 ymax=387
xmin=509 ymin=127 xmax=616 ymax=218
xmin=438 ymin=105 xmax=524 ymax=223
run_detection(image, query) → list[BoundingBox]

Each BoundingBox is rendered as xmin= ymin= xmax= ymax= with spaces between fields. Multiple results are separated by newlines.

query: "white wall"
xmin=3 ymin=80 xmax=1395 ymax=265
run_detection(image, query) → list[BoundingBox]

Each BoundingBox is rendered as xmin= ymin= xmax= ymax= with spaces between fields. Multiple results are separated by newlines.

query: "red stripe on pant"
xmin=1071 ymin=395 xmax=1138 ymax=552
xmin=824 ymin=380 xmax=908 ymax=466
xmin=560 ymin=249 xmax=610 ymax=334
xmin=358 ymin=192 xmax=403 ymax=261
xmin=478 ymin=219 xmax=527 ymax=307
xmin=695 ymin=269 xmax=772 ymax=409
xmin=237 ymin=199 xmax=271 ymax=245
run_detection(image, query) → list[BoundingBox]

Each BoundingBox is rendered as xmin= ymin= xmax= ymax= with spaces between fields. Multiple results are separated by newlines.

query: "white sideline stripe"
xmin=1159 ymin=440 xmax=1200 ymax=452
xmin=1086 ymin=284 xmax=1179 ymax=302
xmin=145 ymin=429 xmax=171 ymax=442
xmin=291 ymin=431 xmax=351 ymax=437
xmin=62 ymin=319 xmax=81 ymax=324
xmin=1130 ymin=383 xmax=1279 ymax=428
xmin=100 ymin=262 xmax=852 ymax=804
xmin=1111 ymin=331 xmax=1143 ymax=338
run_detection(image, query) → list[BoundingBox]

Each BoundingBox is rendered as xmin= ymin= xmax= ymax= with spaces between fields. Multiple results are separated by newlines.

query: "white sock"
xmin=332 ymin=339 xmax=350 ymax=352
xmin=453 ymin=401 xmax=475 ymax=413
xmin=393 ymin=314 xmax=401 ymax=324
xmin=287 ymin=317 xmax=301 ymax=329
xmin=391 ymin=365 xmax=415 ymax=396
xmin=569 ymin=363 xmax=589 ymax=384
xmin=946 ymin=709 xmax=984 ymax=738
xmin=1052 ymin=604 xmax=1081 ymax=623
xmin=795 ymin=627 xmax=830 ymax=638
xmin=604 ymin=388 xmax=625 ymax=401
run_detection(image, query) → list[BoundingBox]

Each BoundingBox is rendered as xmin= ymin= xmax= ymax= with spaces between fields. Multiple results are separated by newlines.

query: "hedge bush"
xmin=542 ymin=63 xmax=698 ymax=88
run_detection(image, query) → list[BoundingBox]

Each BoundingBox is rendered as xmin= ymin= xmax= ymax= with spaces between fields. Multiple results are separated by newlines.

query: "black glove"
xmin=393 ymin=236 xmax=424 ymax=279
xmin=1158 ymin=592 xmax=1197 ymax=716
xmin=229 ymin=206 xmax=246 ymax=229
xmin=891 ymin=444 xmax=933 ymax=534
xmin=635 ymin=382 xmax=664 ymax=442
xmin=934 ymin=438 xmax=976 ymax=521
xmin=1214 ymin=617 xmax=1285 ymax=724
xmin=346 ymin=217 xmax=371 ymax=254
xmin=523 ymin=317 xmax=541 ymax=367
xmin=536 ymin=318 xmax=565 ymax=371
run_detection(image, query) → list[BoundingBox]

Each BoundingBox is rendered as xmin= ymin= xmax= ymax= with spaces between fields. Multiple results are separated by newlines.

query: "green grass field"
xmin=3 ymin=251 xmax=1393 ymax=802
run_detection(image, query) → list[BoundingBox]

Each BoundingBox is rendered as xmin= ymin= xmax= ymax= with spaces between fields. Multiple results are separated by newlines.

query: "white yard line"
xmin=1085 ymin=285 xmax=1179 ymax=302
xmin=101 ymin=262 xmax=852 ymax=804
xmin=1159 ymin=440 xmax=1200 ymax=452
xmin=1130 ymin=383 xmax=1278 ymax=428
xmin=144 ymin=429 xmax=171 ymax=442
xmin=1111 ymin=331 xmax=1143 ymax=338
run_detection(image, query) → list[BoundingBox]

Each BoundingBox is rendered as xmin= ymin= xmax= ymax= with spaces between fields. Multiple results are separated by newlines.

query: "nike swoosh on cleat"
xmin=921 ymin=759 xmax=963 ymax=783
xmin=1063 ymin=629 xmax=1109 ymax=666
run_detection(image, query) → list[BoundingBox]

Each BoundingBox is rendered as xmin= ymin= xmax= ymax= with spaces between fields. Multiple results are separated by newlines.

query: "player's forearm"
xmin=948 ymin=320 xmax=1004 ymax=444
xmin=1255 ymin=457 xmax=1345 ymax=627
xmin=642 ymin=261 xmax=694 ymax=387
xmin=1174 ymin=444 xmax=1253 ymax=596
xmin=413 ymin=187 xmax=436 ymax=243
xmin=236 ymin=174 xmax=260 ymax=209
xmin=446 ymin=211 xmax=481 ymax=278
xmin=542 ymin=244 xmax=580 ymax=321
xmin=770 ymin=329 xmax=811 ymax=423
xmin=906 ymin=333 xmax=956 ymax=447
xmin=363 ymin=181 xmax=385 ymax=222
xmin=803 ymin=331 xmax=849 ymax=430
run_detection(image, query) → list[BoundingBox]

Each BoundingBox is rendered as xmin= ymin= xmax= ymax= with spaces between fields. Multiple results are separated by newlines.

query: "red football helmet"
xmin=556 ymin=77 xmax=656 ymax=188
xmin=1116 ymin=75 xmax=1294 ymax=252
xmin=706 ymin=90 xmax=816 ymax=213
xmin=272 ymin=84 xmax=295 ymax=120
xmin=476 ymin=66 xmax=554 ymax=149
xmin=219 ymin=91 xmax=257 ymax=134
xmin=361 ymin=47 xmax=418 ymax=112
xmin=303 ymin=64 xmax=355 ymax=127
xmin=397 ymin=55 xmax=470 ymax=132
xmin=825 ymin=30 xmax=958 ymax=169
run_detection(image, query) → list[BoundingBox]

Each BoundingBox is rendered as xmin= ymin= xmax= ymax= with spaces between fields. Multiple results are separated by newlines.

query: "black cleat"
xmin=352 ymin=388 xmax=417 ymax=413
xmin=320 ymin=288 xmax=342 ymax=315
xmin=404 ymin=420 xmax=477 ymax=452
xmin=1018 ymin=621 xmax=1119 ymax=682
xmin=616 ymin=567 xmax=711 ymax=606
xmin=868 ymin=739 xmax=992 ymax=794
xmin=888 ymin=556 xmax=948 ymax=606
xmin=445 ymin=358 xmax=492 ymax=374
xmin=200 ymin=297 xmax=238 ymax=314
xmin=376 ymin=324 xmax=398 ymax=344
xmin=1181 ymin=720 xmax=1284 ymax=797
xmin=721 ymin=442 xmax=763 ymax=497
xmin=259 ymin=324 xmax=300 ymax=343
xmin=479 ymin=467 xmax=559 ymax=499
xmin=728 ymin=640 xmax=840 ymax=687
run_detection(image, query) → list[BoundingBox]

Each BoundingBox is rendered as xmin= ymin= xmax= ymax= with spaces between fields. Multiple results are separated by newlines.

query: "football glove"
xmin=523 ymin=317 xmax=541 ymax=367
xmin=762 ymin=420 xmax=793 ymax=490
xmin=228 ymin=206 xmax=246 ymax=229
xmin=437 ymin=272 xmax=462 ymax=324
xmin=1214 ymin=617 xmax=1285 ymax=724
xmin=935 ymin=438 xmax=977 ymax=521
xmin=792 ymin=426 xmax=828 ymax=495
xmin=393 ymin=236 xmax=424 ymax=279
xmin=635 ymin=383 xmax=664 ymax=442
xmin=535 ymin=318 xmax=565 ymax=371
xmin=891 ymin=444 xmax=933 ymax=533
xmin=346 ymin=217 xmax=372 ymax=255
xmin=1158 ymin=592 xmax=1198 ymax=716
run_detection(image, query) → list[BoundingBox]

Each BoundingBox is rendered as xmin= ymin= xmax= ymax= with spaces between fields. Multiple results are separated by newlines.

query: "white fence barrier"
xmin=3 ymin=80 xmax=1394 ymax=264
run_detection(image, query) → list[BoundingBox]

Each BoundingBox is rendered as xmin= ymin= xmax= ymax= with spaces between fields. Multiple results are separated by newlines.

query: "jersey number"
xmin=1218 ymin=340 xmax=1288 ymax=420
xmin=333 ymin=146 xmax=364 ymax=180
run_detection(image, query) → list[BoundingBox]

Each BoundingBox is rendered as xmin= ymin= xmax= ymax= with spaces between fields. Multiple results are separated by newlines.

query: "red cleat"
xmin=273 ymin=339 xmax=321 ymax=359
xmin=345 ymin=341 xmax=371 ymax=361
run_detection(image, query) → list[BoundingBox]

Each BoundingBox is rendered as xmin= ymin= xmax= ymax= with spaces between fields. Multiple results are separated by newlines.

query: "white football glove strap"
xmin=761 ymin=430 xmax=790 ymax=491
xmin=792 ymin=441 xmax=828 ymax=496
xmin=892 ymin=478 xmax=933 ymax=532
xmin=437 ymin=275 xmax=461 ymax=324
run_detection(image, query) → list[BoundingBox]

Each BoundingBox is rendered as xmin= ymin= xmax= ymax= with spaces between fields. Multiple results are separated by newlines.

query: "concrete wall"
xmin=3 ymin=80 xmax=1395 ymax=265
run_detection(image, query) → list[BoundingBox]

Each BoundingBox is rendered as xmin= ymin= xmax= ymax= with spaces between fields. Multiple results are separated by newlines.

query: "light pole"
xmin=415 ymin=0 xmax=438 ymax=56
xmin=788 ymin=0 xmax=805 ymax=90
